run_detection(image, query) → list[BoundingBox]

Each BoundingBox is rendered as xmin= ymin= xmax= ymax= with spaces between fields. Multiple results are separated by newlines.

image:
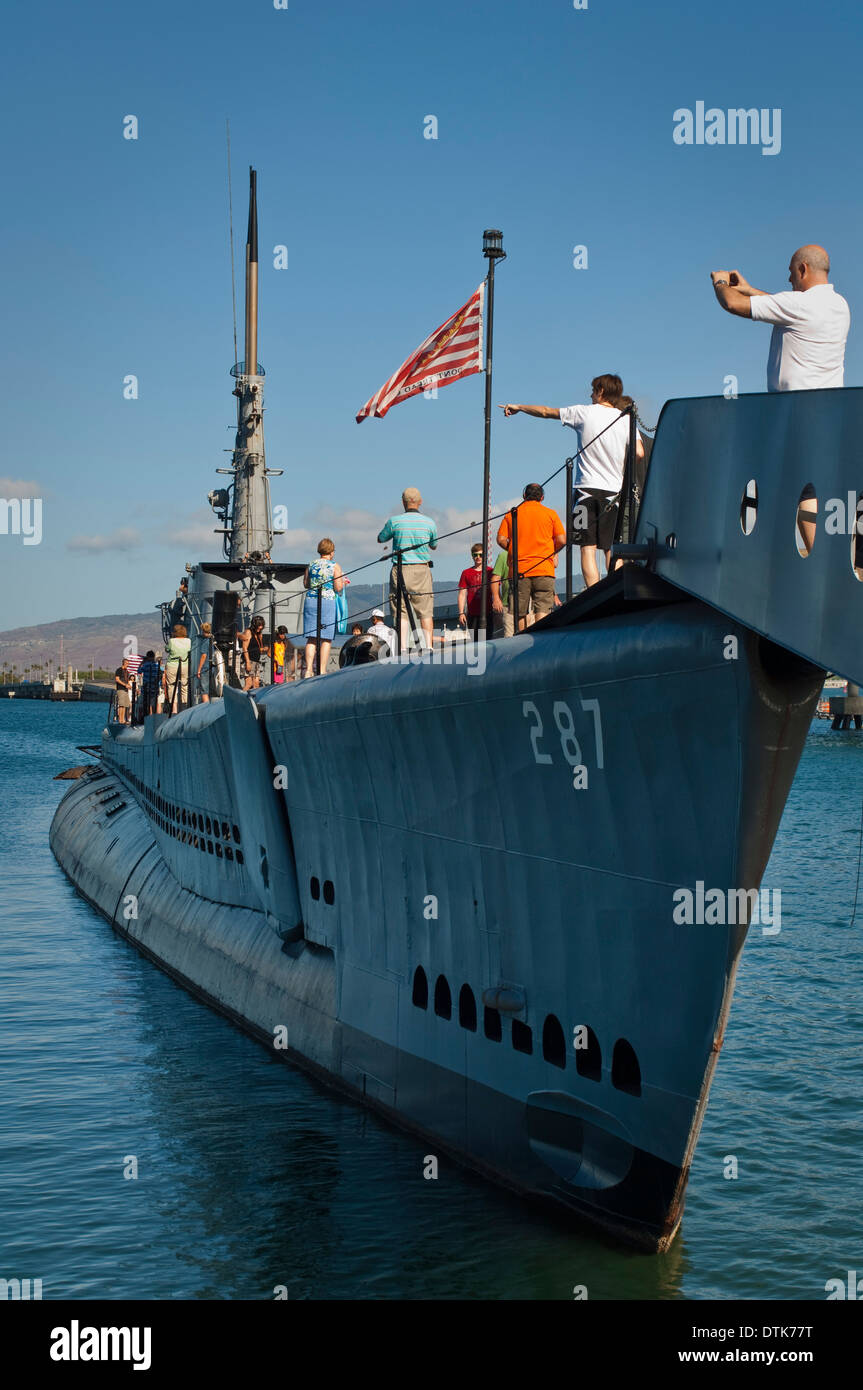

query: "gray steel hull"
xmin=50 ymin=590 xmax=821 ymax=1250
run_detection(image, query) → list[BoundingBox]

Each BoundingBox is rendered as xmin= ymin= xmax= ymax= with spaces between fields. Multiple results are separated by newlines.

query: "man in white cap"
xmin=368 ymin=608 xmax=397 ymax=656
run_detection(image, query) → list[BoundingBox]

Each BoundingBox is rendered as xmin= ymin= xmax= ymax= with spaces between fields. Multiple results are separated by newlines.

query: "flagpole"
xmin=480 ymin=230 xmax=505 ymax=636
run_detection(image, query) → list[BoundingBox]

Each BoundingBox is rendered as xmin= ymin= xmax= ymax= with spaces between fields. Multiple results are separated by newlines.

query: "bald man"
xmin=710 ymin=244 xmax=850 ymax=392
xmin=712 ymin=245 xmax=850 ymax=556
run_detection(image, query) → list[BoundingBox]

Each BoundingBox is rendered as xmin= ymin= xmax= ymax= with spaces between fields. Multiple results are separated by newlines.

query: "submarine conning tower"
xmin=178 ymin=168 xmax=304 ymax=666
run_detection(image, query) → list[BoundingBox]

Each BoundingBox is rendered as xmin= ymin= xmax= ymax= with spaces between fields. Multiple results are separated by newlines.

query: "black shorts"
xmin=572 ymin=488 xmax=619 ymax=550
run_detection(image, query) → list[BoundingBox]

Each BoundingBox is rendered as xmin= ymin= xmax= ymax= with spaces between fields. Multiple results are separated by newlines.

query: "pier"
xmin=829 ymin=682 xmax=863 ymax=730
xmin=2 ymin=681 xmax=81 ymax=702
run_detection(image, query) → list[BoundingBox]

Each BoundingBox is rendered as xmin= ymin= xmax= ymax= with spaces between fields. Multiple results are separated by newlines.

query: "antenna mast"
xmin=226 ymin=120 xmax=238 ymax=370
xmin=226 ymin=167 xmax=274 ymax=563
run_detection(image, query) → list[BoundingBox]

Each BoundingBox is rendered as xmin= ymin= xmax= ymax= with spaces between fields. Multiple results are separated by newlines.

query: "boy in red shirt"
xmin=458 ymin=543 xmax=495 ymax=640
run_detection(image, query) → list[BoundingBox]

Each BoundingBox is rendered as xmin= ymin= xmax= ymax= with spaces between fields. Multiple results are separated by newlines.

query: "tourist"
xmin=490 ymin=547 xmax=511 ymax=637
xmin=499 ymin=375 xmax=644 ymax=588
xmin=302 ymin=539 xmax=344 ymax=678
xmin=368 ymin=608 xmax=396 ymax=655
xmin=140 ymin=650 xmax=161 ymax=717
xmin=124 ymin=649 xmax=143 ymax=720
xmin=711 ymin=245 xmax=851 ymax=554
xmin=496 ymin=484 xmax=565 ymax=631
xmin=169 ymin=578 xmax=189 ymax=630
xmin=710 ymin=245 xmax=850 ymax=391
xmin=609 ymin=394 xmax=652 ymax=568
xmin=196 ymin=622 xmax=213 ymax=703
xmin=457 ymin=543 xmax=495 ymax=640
xmin=211 ymin=642 xmax=226 ymax=698
xmin=163 ymin=624 xmax=191 ymax=714
xmin=240 ymin=615 xmax=269 ymax=691
xmin=114 ymin=658 xmax=131 ymax=724
xmin=350 ymin=623 xmax=363 ymax=637
xmin=272 ymin=625 xmax=293 ymax=684
xmin=377 ymin=488 xmax=438 ymax=650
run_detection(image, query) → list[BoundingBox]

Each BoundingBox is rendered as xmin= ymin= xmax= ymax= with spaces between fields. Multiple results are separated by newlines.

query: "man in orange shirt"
xmin=496 ymin=484 xmax=565 ymax=632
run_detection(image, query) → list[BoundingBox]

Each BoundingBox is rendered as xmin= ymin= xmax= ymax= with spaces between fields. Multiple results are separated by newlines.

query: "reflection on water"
xmin=0 ymin=701 xmax=861 ymax=1299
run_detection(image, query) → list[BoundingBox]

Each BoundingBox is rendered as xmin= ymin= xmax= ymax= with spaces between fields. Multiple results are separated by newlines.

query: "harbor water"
xmin=1 ymin=699 xmax=861 ymax=1300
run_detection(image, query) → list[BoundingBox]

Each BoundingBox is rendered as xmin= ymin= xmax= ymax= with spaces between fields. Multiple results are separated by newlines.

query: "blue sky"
xmin=2 ymin=0 xmax=860 ymax=624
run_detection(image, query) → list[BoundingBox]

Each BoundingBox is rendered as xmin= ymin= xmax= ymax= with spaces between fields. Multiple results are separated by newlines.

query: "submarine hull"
xmin=51 ymin=590 xmax=821 ymax=1251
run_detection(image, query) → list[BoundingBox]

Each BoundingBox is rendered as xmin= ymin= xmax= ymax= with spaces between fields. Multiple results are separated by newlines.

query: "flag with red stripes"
xmin=356 ymin=284 xmax=484 ymax=422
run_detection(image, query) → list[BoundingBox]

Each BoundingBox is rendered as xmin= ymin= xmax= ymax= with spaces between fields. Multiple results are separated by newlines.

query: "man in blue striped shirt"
xmin=378 ymin=487 xmax=438 ymax=649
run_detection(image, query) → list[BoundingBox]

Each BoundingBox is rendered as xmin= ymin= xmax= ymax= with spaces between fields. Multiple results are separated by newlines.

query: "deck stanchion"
xmin=396 ymin=551 xmax=404 ymax=655
xmin=316 ymin=585 xmax=323 ymax=675
xmin=565 ymin=458 xmax=574 ymax=602
xmin=511 ymin=506 xmax=520 ymax=633
xmin=627 ymin=404 xmax=638 ymax=544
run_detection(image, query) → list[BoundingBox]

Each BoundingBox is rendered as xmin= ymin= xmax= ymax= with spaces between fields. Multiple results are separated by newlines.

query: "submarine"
xmin=50 ymin=169 xmax=863 ymax=1251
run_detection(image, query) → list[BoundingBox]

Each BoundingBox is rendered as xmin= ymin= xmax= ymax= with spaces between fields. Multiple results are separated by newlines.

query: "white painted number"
xmin=522 ymin=701 xmax=553 ymax=764
xmin=580 ymin=698 xmax=604 ymax=769
xmin=524 ymin=698 xmax=604 ymax=774
xmin=553 ymin=701 xmax=582 ymax=766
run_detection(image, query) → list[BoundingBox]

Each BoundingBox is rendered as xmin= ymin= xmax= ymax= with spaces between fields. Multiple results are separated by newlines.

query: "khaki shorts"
xmin=514 ymin=575 xmax=555 ymax=619
xmin=390 ymin=563 xmax=433 ymax=623
xmin=116 ymin=689 xmax=131 ymax=708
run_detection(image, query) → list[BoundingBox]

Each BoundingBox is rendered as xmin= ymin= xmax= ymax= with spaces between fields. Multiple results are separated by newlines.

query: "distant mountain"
xmin=0 ymin=570 xmax=583 ymax=674
xmin=0 ymin=613 xmax=164 ymax=675
xmin=0 ymin=584 xmax=465 ymax=673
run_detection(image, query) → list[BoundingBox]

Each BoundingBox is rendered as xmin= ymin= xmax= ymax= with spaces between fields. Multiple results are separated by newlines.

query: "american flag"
xmin=356 ymin=284 xmax=484 ymax=422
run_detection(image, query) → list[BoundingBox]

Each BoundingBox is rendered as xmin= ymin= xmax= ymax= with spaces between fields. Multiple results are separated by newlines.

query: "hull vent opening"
xmin=542 ymin=1015 xmax=567 ymax=1070
xmin=611 ymin=1038 xmax=642 ymax=1096
xmin=483 ymin=1006 xmax=502 ymax=1042
xmin=412 ymin=966 xmax=428 ymax=1009
xmin=433 ymin=975 xmax=452 ymax=1020
xmin=459 ymin=984 xmax=477 ymax=1032
xmin=575 ymin=1026 xmax=602 ymax=1082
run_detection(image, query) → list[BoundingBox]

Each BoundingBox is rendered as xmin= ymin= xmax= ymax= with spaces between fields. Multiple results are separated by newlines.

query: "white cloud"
xmin=67 ymin=526 xmax=141 ymax=553
xmin=100 ymin=496 xmax=527 ymax=579
xmin=0 ymin=477 xmax=44 ymax=500
xmin=163 ymin=517 xmax=223 ymax=549
xmin=273 ymin=527 xmax=314 ymax=554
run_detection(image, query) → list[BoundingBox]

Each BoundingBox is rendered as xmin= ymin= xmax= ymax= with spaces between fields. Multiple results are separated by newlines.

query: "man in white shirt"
xmin=711 ymin=244 xmax=850 ymax=553
xmin=367 ymin=608 xmax=396 ymax=656
xmin=710 ymin=244 xmax=850 ymax=392
xmin=499 ymin=374 xmax=644 ymax=587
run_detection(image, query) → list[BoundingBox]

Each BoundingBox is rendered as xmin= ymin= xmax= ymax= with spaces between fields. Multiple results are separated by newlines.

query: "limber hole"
xmin=795 ymin=483 xmax=817 ymax=558
xmin=740 ymin=478 xmax=758 ymax=536
xmin=851 ymin=493 xmax=863 ymax=582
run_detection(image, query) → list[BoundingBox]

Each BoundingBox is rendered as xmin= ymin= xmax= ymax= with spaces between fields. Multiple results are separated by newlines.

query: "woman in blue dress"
xmin=302 ymin=538 xmax=345 ymax=677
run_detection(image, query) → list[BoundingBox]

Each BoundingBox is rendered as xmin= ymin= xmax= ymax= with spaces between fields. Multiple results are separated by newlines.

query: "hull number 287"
xmin=522 ymin=698 xmax=604 ymax=789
